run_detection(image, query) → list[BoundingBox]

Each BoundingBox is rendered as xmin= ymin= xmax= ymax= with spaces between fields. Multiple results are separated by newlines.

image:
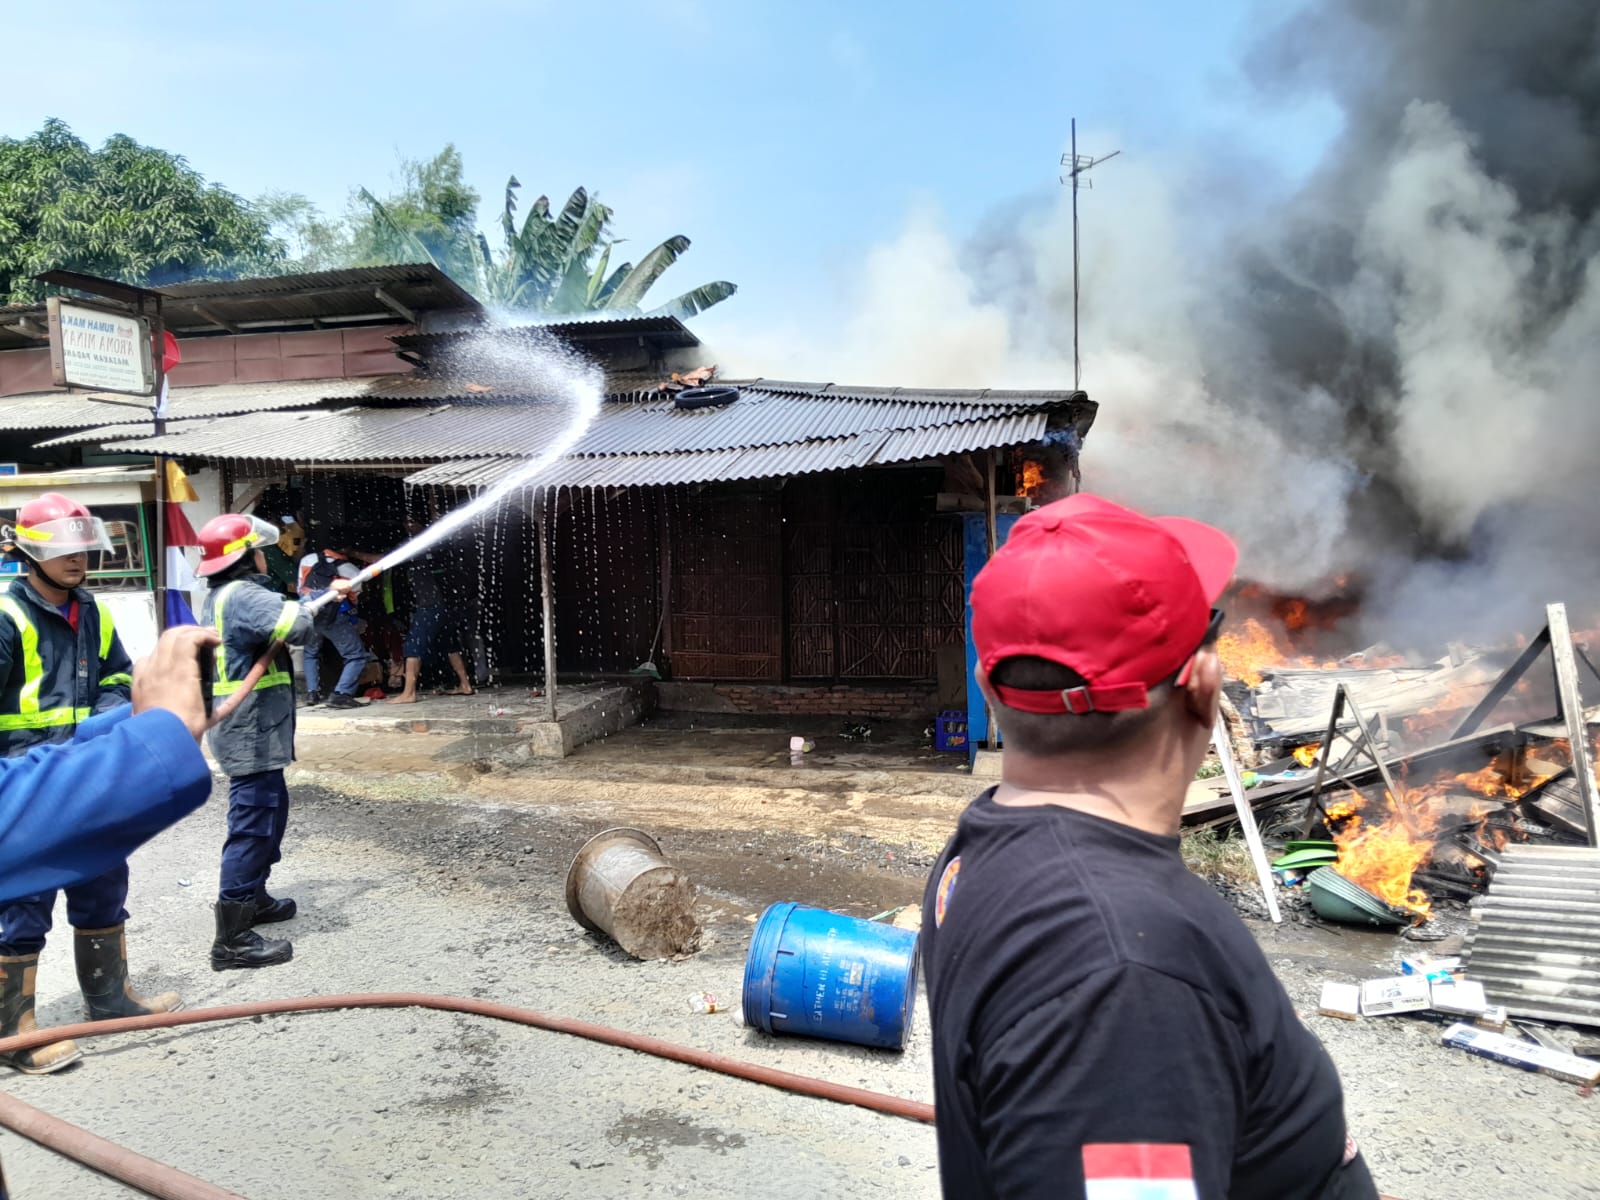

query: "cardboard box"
xmin=1475 ymin=1006 xmax=1509 ymax=1032
xmin=1430 ymin=980 xmax=1489 ymax=1017
xmin=1402 ymin=955 xmax=1461 ymax=982
xmin=1360 ymin=975 xmax=1432 ymax=1016
xmin=1318 ymin=982 xmax=1362 ymax=1020
xmin=1441 ymin=1023 xmax=1600 ymax=1086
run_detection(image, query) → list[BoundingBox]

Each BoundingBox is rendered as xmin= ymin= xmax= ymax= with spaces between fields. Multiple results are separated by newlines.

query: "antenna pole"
xmin=1060 ymin=120 xmax=1119 ymax=392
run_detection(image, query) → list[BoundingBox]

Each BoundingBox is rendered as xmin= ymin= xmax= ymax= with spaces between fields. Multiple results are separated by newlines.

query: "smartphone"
xmin=199 ymin=646 xmax=214 ymax=719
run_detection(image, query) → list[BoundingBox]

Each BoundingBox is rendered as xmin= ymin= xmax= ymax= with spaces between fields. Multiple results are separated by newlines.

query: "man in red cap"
xmin=920 ymin=494 xmax=1377 ymax=1200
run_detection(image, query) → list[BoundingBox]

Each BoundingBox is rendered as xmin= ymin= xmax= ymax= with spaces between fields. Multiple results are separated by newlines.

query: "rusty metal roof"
xmin=1464 ymin=843 xmax=1600 ymax=1029
xmin=3 ymin=379 xmax=374 ymax=435
xmin=91 ymin=384 xmax=1091 ymax=476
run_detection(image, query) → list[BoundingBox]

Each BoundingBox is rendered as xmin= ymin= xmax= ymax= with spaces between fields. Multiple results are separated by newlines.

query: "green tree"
xmin=0 ymin=118 xmax=284 ymax=304
xmin=254 ymin=190 xmax=352 ymax=274
xmin=352 ymin=148 xmax=736 ymax=318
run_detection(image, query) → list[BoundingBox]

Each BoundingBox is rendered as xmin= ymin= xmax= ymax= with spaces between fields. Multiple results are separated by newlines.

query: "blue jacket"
xmin=0 ymin=707 xmax=211 ymax=903
xmin=0 ymin=577 xmax=134 ymax=756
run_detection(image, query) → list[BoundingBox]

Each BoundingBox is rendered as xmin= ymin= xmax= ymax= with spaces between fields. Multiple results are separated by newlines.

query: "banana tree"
xmin=358 ymin=172 xmax=735 ymax=318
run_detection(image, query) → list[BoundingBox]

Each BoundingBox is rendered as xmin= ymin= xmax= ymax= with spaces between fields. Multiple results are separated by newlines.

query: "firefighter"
xmin=196 ymin=513 xmax=318 ymax=971
xmin=0 ymin=493 xmax=178 ymax=1075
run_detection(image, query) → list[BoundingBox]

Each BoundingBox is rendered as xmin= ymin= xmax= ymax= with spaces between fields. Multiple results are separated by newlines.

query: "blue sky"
xmin=6 ymin=0 xmax=1338 ymax=346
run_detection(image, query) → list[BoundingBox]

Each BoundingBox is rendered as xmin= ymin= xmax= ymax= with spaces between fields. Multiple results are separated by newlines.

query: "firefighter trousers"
xmin=0 ymin=862 xmax=131 ymax=955
xmin=219 ymin=770 xmax=290 ymax=904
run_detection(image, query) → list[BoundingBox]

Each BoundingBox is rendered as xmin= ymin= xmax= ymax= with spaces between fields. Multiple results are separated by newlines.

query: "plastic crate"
xmin=935 ymin=710 xmax=968 ymax=752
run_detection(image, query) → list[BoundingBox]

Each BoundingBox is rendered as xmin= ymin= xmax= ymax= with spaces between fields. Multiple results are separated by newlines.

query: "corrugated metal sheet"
xmin=1 ymin=265 xmax=481 ymax=346
xmin=90 ymin=381 xmax=1093 ymax=485
xmin=0 ymin=379 xmax=369 ymax=433
xmin=1464 ymin=844 xmax=1600 ymax=1029
xmin=392 ymin=313 xmax=698 ymax=350
xmin=403 ymin=412 xmax=1052 ymax=490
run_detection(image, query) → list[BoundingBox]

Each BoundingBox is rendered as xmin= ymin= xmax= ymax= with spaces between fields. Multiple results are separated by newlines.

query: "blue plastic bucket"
xmin=742 ymin=902 xmax=920 ymax=1051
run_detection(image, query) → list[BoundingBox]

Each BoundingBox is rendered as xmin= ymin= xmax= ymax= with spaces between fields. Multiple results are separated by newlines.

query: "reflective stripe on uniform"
xmin=211 ymin=582 xmax=292 ymax=697
xmin=271 ymin=600 xmax=301 ymax=642
xmin=0 ymin=595 xmax=91 ymax=730
xmin=94 ymin=601 xmax=129 ymax=688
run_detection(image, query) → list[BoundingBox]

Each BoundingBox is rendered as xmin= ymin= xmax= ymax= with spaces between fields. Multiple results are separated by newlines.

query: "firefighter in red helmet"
xmin=195 ymin=512 xmax=321 ymax=971
xmin=0 ymin=493 xmax=176 ymax=1075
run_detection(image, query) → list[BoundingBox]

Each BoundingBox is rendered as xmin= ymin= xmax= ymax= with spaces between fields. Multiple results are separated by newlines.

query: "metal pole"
xmin=1547 ymin=602 xmax=1600 ymax=846
xmin=150 ymin=298 xmax=168 ymax=631
xmin=539 ymin=507 xmax=557 ymax=723
xmin=1213 ymin=713 xmax=1282 ymax=923
xmin=1071 ymin=118 xmax=1080 ymax=391
xmin=984 ymin=449 xmax=999 ymax=750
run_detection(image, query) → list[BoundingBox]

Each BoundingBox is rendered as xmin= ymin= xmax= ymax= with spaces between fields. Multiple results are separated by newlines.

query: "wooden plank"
xmin=1546 ymin=603 xmax=1600 ymax=846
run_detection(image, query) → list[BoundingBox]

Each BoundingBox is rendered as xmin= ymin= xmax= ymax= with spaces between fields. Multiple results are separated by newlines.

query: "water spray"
xmin=214 ymin=332 xmax=605 ymax=718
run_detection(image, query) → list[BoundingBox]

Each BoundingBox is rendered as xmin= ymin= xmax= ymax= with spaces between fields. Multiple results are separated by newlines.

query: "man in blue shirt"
xmin=0 ymin=624 xmax=217 ymax=1074
xmin=0 ymin=494 xmax=176 ymax=1074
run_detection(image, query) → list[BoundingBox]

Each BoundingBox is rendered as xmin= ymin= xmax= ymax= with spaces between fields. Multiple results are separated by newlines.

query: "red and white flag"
xmin=1082 ymin=1144 xmax=1199 ymax=1200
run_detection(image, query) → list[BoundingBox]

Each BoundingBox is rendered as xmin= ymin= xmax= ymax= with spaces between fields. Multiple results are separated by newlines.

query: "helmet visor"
xmin=14 ymin=514 xmax=114 ymax=561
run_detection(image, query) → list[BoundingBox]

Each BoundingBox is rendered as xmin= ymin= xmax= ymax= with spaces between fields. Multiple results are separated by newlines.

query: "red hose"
xmin=0 ymin=992 xmax=935 ymax=1199
xmin=0 ymin=1088 xmax=248 ymax=1200
xmin=0 ymin=993 xmax=934 ymax=1124
xmin=0 ymin=993 xmax=1406 ymax=1200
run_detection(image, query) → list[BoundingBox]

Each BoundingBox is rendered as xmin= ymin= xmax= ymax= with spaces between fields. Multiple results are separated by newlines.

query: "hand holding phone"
xmin=132 ymin=626 xmax=222 ymax=741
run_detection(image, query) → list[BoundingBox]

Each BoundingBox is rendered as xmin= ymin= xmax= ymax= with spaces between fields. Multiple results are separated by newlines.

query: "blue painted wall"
xmin=963 ymin=511 xmax=1020 ymax=761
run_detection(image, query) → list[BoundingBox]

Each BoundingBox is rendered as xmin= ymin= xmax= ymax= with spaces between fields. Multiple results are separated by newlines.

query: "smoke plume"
xmin=715 ymin=0 xmax=1600 ymax=650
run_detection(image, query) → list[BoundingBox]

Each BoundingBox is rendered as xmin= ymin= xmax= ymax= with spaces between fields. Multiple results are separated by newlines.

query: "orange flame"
xmin=1330 ymin=788 xmax=1437 ymax=919
xmin=1293 ymin=743 xmax=1320 ymax=768
xmin=1216 ymin=618 xmax=1318 ymax=687
xmin=1019 ymin=460 xmax=1045 ymax=498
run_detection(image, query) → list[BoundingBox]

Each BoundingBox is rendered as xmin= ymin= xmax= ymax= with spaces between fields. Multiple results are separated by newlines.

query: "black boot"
xmin=211 ymin=901 xmax=292 ymax=970
xmin=75 ymin=925 xmax=183 ymax=1020
xmin=0 ymin=954 xmax=81 ymax=1074
xmin=252 ymin=892 xmax=297 ymax=926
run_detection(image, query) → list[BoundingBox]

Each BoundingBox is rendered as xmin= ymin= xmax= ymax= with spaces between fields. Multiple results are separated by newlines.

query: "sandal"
xmin=433 ymin=686 xmax=476 ymax=697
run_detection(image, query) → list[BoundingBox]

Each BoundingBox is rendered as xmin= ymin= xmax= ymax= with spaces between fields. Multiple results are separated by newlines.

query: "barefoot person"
xmin=388 ymin=522 xmax=472 ymax=704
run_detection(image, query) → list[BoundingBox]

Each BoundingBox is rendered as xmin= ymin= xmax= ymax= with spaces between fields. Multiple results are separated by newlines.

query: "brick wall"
xmin=656 ymin=680 xmax=941 ymax=720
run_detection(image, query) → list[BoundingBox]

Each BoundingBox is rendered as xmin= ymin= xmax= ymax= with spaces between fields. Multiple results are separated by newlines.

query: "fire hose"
xmin=0 ymin=992 xmax=937 ymax=1200
xmin=208 ymin=579 xmax=366 ymax=724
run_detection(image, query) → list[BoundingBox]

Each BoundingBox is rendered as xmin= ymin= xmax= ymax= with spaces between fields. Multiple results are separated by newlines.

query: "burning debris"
xmin=1192 ymin=602 xmax=1600 ymax=943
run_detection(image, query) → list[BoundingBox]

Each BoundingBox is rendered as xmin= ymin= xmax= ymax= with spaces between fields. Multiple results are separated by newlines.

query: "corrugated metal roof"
xmin=1464 ymin=844 xmax=1600 ymax=1029
xmin=0 ymin=265 xmax=482 ymax=347
xmin=403 ymin=411 xmax=1055 ymax=490
xmin=0 ymin=379 xmax=372 ymax=434
xmin=392 ymin=314 xmax=699 ymax=351
xmin=88 ymin=382 xmax=1094 ymax=485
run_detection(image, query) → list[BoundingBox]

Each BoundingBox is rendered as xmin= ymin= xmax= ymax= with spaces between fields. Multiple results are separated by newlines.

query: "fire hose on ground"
xmin=0 ymin=992 xmax=936 ymax=1200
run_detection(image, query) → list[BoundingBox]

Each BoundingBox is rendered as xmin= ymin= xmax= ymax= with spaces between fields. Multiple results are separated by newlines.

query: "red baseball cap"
xmin=973 ymin=493 xmax=1238 ymax=714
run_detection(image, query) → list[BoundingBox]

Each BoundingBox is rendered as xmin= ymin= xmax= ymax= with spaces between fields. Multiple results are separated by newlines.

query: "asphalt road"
xmin=1 ymin=734 xmax=940 ymax=1200
xmin=1 ymin=726 xmax=1595 ymax=1199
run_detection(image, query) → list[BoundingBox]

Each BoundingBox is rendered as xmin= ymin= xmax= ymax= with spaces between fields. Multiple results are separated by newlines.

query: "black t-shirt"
xmin=920 ymin=791 xmax=1377 ymax=1200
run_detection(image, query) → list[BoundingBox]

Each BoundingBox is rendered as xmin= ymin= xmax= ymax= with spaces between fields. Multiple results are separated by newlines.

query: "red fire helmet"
xmin=4 ymin=493 xmax=113 ymax=561
xmin=196 ymin=513 xmax=279 ymax=578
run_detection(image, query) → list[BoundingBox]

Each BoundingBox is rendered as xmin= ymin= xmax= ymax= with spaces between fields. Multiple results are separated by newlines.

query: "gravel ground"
xmin=1 ymin=729 xmax=1595 ymax=1199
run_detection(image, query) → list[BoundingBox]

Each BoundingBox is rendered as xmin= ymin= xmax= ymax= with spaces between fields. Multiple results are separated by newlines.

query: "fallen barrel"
xmin=565 ymin=828 xmax=702 ymax=960
xmin=742 ymin=901 xmax=920 ymax=1051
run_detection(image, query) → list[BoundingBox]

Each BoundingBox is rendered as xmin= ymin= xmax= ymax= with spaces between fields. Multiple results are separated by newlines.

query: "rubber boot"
xmin=252 ymin=891 xmax=297 ymax=926
xmin=0 ymin=954 xmax=81 ymax=1074
xmin=74 ymin=925 xmax=183 ymax=1021
xmin=211 ymin=901 xmax=292 ymax=970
